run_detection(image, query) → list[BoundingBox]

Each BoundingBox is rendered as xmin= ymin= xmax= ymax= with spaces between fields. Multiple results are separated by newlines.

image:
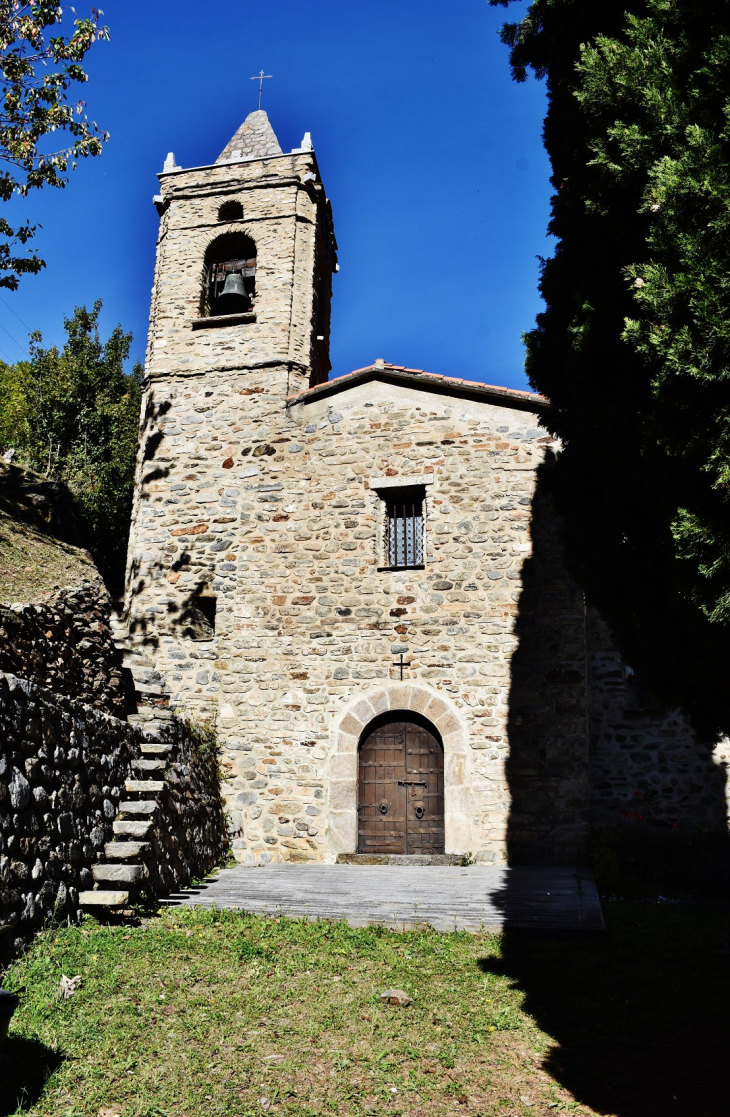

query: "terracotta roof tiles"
xmin=286 ymin=362 xmax=549 ymax=413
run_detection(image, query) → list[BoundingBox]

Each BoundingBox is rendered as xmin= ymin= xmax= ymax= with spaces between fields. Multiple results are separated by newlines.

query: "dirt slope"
xmin=0 ymin=460 xmax=101 ymax=603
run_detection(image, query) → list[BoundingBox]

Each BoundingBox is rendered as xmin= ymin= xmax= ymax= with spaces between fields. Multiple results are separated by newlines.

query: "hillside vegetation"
xmin=0 ymin=459 xmax=99 ymax=603
xmin=0 ymin=302 xmax=142 ymax=593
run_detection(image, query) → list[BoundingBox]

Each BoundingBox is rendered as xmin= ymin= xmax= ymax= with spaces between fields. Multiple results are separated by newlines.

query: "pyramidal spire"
xmin=217 ymin=110 xmax=283 ymax=163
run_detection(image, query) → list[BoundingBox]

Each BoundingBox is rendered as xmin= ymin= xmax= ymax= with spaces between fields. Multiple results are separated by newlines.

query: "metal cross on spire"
xmin=250 ymin=70 xmax=272 ymax=110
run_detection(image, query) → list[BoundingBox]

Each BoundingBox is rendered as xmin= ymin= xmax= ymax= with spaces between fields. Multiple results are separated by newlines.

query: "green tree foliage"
xmin=490 ymin=0 xmax=730 ymax=732
xmin=0 ymin=301 xmax=142 ymax=591
xmin=0 ymin=2 xmax=108 ymax=287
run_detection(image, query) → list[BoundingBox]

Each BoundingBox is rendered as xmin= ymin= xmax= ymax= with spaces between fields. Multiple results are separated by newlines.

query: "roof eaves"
xmin=286 ymin=364 xmax=550 ymax=413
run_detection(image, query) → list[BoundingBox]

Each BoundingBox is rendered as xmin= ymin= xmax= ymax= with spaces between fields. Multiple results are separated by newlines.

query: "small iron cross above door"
xmin=392 ymin=652 xmax=412 ymax=680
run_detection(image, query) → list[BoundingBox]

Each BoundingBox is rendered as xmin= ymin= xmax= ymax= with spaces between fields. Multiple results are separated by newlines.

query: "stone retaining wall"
xmin=0 ymin=580 xmax=126 ymax=716
xmin=0 ymin=672 xmax=227 ymax=963
xmin=144 ymin=721 xmax=229 ymax=899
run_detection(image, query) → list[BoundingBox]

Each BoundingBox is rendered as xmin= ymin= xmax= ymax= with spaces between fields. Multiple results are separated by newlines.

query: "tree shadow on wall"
xmin=485 ymin=451 xmax=730 ymax=1115
xmin=122 ymin=389 xmax=175 ymax=650
xmin=504 ymin=449 xmax=590 ymax=866
xmin=0 ymin=1036 xmax=63 ymax=1116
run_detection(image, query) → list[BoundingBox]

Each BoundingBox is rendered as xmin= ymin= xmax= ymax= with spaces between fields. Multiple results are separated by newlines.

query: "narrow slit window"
xmin=385 ymin=487 xmax=425 ymax=569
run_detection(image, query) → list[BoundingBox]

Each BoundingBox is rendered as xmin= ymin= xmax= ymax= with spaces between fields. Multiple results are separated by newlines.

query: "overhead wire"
xmin=0 ymin=294 xmax=32 ymax=333
xmin=0 ymin=318 xmax=29 ymax=358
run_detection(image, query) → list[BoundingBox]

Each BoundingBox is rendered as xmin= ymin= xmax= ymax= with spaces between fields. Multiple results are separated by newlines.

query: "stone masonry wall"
xmin=0 ymin=580 xmax=126 ymax=716
xmin=0 ymin=672 xmax=138 ymax=962
xmin=123 ymin=368 xmax=592 ymax=865
xmin=0 ymin=672 xmax=227 ymax=962
xmin=143 ymin=721 xmax=229 ymax=899
xmin=587 ymin=609 xmax=730 ymax=830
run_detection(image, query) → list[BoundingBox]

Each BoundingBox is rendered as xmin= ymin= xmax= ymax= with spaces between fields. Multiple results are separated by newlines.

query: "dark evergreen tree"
xmin=490 ymin=0 xmax=730 ymax=733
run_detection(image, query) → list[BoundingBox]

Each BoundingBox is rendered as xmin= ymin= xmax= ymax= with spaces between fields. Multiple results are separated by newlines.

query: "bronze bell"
xmin=216 ymin=271 xmax=249 ymax=314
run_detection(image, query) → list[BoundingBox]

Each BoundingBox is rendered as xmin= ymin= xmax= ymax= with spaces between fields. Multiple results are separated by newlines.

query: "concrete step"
xmin=132 ymin=758 xmax=167 ymax=773
xmin=79 ymin=890 xmax=129 ymax=907
xmin=125 ymin=778 xmax=165 ymax=794
xmin=104 ymin=841 xmax=151 ymax=861
xmin=141 ymin=742 xmax=173 ymax=757
xmin=113 ymin=819 xmax=153 ymax=840
xmin=92 ymin=863 xmax=146 ymax=886
xmin=118 ymin=800 xmax=158 ymax=819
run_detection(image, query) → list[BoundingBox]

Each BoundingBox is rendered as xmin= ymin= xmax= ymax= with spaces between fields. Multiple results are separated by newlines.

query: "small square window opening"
xmin=183 ymin=594 xmax=217 ymax=640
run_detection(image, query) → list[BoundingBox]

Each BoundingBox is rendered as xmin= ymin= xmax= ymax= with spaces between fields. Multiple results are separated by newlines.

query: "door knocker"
xmin=378 ymin=800 xmax=390 ymax=815
xmin=414 ymin=803 xmax=425 ymax=820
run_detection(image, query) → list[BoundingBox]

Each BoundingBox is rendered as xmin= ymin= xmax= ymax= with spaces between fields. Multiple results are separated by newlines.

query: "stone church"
xmin=121 ymin=110 xmax=729 ymax=867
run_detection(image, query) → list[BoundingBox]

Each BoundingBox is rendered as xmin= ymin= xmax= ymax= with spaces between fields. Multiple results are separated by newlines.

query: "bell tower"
xmin=123 ymin=110 xmax=337 ymax=668
xmin=146 ymin=109 xmax=336 ymax=391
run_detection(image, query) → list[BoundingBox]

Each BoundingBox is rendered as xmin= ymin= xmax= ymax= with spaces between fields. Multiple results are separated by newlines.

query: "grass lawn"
xmin=0 ymin=902 xmax=728 ymax=1117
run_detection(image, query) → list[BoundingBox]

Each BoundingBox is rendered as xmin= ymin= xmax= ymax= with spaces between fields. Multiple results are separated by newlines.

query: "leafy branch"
xmin=0 ymin=2 xmax=109 ymax=287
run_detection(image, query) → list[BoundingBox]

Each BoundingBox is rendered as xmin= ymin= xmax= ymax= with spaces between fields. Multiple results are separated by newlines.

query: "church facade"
xmin=122 ymin=111 xmax=729 ymax=866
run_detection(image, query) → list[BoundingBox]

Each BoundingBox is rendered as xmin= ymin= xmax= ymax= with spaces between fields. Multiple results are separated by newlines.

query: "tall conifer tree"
xmin=491 ymin=0 xmax=730 ymax=732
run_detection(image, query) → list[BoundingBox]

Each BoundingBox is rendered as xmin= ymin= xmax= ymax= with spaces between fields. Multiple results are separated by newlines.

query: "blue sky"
xmin=0 ymin=0 xmax=550 ymax=391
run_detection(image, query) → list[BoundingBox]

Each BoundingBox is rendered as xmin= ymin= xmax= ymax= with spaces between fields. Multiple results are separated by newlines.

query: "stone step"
xmin=118 ymin=800 xmax=158 ymax=819
xmin=79 ymin=890 xmax=129 ymax=907
xmin=113 ymin=819 xmax=154 ymax=839
xmin=92 ymin=863 xmax=146 ymax=886
xmin=129 ymin=710 xmax=175 ymax=731
xmin=125 ymin=779 xmax=165 ymax=794
xmin=132 ymin=758 xmax=167 ymax=772
xmin=104 ymin=841 xmax=151 ymax=861
xmin=336 ymin=853 xmax=465 ymax=866
xmin=141 ymin=742 xmax=173 ymax=757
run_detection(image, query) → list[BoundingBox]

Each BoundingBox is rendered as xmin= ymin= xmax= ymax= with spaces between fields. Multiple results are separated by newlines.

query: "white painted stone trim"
xmin=327 ymin=684 xmax=474 ymax=861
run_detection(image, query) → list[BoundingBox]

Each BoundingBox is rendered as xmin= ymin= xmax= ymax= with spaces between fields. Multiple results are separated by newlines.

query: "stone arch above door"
xmin=326 ymin=684 xmax=473 ymax=859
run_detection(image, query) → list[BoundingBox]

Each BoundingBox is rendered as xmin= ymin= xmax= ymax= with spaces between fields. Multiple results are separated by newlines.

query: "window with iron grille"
xmin=384 ymin=487 xmax=425 ymax=569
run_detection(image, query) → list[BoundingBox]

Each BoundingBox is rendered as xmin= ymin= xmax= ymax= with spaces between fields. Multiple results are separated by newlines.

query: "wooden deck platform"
xmin=163 ymin=864 xmax=604 ymax=933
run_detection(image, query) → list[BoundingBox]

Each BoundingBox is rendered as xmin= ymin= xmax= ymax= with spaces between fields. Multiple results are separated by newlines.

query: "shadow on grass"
xmin=479 ymin=903 xmax=730 ymax=1117
xmin=0 ymin=1036 xmax=63 ymax=1116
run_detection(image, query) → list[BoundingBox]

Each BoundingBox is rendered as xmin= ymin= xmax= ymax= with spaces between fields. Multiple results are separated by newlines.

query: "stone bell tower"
xmin=145 ymin=109 xmax=336 ymax=392
xmin=123 ymin=111 xmax=337 ymax=682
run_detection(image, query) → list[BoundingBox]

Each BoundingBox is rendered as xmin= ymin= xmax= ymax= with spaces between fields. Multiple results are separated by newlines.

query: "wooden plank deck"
xmin=163 ymin=864 xmax=605 ymax=933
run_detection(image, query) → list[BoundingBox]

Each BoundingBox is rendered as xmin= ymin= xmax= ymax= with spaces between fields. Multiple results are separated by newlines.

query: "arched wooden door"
xmin=358 ymin=716 xmax=445 ymax=855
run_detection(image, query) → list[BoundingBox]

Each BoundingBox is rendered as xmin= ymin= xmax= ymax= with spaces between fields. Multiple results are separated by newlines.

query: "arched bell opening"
xmin=357 ymin=711 xmax=445 ymax=855
xmin=202 ymin=231 xmax=256 ymax=317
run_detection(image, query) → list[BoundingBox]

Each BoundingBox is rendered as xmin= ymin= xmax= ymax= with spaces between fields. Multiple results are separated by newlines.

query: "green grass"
xmin=1 ymin=903 xmax=728 ymax=1117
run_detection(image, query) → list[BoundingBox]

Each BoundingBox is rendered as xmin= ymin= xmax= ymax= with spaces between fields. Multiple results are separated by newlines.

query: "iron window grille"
xmin=385 ymin=487 xmax=425 ymax=569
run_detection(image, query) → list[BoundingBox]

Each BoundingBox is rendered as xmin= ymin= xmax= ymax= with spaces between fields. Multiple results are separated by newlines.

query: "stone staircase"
xmin=79 ymin=609 xmax=175 ymax=910
xmin=78 ymin=740 xmax=172 ymax=910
